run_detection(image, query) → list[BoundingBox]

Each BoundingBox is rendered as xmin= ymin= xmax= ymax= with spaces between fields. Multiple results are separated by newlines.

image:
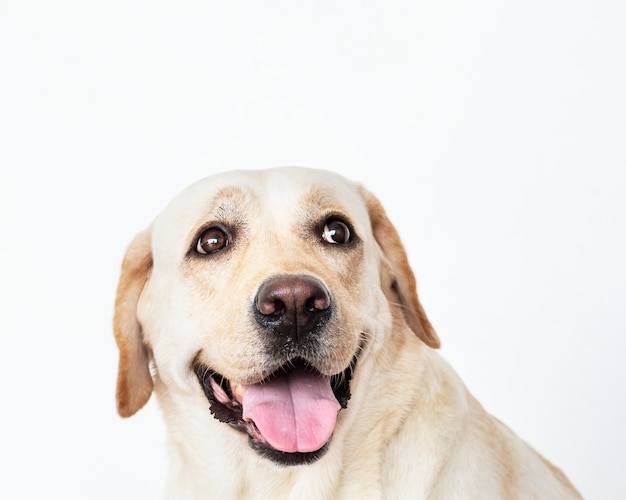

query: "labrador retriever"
xmin=114 ymin=167 xmax=581 ymax=499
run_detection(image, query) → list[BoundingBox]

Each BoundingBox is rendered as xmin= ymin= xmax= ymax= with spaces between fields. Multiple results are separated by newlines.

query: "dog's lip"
xmin=193 ymin=357 xmax=355 ymax=464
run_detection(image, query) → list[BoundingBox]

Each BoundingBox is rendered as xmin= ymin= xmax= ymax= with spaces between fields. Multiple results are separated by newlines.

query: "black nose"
xmin=254 ymin=275 xmax=331 ymax=336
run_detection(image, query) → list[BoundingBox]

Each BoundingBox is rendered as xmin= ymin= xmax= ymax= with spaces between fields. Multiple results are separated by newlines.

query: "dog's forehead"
xmin=165 ymin=167 xmax=363 ymax=219
xmin=151 ymin=167 xmax=369 ymax=254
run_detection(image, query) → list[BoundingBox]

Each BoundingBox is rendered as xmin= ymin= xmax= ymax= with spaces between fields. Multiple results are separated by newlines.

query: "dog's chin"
xmin=194 ymin=357 xmax=356 ymax=466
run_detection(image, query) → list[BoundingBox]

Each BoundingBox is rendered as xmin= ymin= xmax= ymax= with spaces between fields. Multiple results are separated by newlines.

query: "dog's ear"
xmin=113 ymin=229 xmax=154 ymax=417
xmin=359 ymin=186 xmax=440 ymax=349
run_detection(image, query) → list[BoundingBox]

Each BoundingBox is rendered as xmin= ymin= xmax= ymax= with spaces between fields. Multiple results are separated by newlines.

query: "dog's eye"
xmin=196 ymin=227 xmax=229 ymax=254
xmin=322 ymin=218 xmax=352 ymax=245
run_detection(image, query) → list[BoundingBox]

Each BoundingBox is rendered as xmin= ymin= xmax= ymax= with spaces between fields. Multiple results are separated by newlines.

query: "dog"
xmin=114 ymin=167 xmax=581 ymax=499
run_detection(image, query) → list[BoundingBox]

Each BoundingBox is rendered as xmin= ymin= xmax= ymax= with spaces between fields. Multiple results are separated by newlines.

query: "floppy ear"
xmin=359 ymin=186 xmax=440 ymax=349
xmin=113 ymin=229 xmax=154 ymax=417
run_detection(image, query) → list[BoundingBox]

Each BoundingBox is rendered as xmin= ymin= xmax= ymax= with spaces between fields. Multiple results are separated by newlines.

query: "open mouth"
xmin=194 ymin=358 xmax=355 ymax=466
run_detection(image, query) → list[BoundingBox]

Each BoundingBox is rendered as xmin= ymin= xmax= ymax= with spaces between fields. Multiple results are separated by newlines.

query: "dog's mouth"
xmin=194 ymin=358 xmax=355 ymax=466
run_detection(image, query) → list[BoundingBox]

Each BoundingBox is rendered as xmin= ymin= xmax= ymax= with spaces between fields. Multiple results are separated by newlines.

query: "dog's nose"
xmin=254 ymin=275 xmax=331 ymax=336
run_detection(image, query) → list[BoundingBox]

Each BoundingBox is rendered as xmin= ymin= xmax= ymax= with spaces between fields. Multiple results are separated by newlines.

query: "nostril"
xmin=305 ymin=294 xmax=330 ymax=312
xmin=257 ymin=298 xmax=285 ymax=317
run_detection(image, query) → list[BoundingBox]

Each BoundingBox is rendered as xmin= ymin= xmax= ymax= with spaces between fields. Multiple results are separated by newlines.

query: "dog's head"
xmin=114 ymin=167 xmax=439 ymax=466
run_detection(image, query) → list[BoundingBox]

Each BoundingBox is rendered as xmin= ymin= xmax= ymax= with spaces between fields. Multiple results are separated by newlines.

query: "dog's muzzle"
xmin=194 ymin=274 xmax=356 ymax=466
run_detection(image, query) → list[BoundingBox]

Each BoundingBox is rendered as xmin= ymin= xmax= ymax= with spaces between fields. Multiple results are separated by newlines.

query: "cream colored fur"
xmin=114 ymin=167 xmax=581 ymax=499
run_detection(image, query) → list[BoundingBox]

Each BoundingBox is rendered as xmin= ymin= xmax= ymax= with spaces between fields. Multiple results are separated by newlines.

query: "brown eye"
xmin=322 ymin=218 xmax=352 ymax=245
xmin=196 ymin=227 xmax=229 ymax=254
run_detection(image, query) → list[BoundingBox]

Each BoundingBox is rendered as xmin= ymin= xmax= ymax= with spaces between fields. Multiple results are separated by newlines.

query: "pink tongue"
xmin=242 ymin=367 xmax=340 ymax=453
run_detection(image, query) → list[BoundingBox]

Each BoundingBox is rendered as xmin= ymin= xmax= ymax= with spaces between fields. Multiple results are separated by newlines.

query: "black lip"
xmin=250 ymin=438 xmax=332 ymax=466
xmin=193 ymin=357 xmax=356 ymax=466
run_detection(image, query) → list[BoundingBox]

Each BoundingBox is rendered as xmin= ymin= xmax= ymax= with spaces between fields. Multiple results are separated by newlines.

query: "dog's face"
xmin=114 ymin=167 xmax=439 ymax=467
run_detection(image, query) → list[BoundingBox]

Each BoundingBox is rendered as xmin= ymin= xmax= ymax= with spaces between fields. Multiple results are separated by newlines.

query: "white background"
xmin=1 ymin=1 xmax=624 ymax=498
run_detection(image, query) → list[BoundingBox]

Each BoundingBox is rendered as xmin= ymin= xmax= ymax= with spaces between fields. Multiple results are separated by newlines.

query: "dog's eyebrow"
xmin=298 ymin=187 xmax=351 ymax=217
xmin=300 ymin=186 xmax=336 ymax=207
xmin=297 ymin=187 xmax=362 ymax=234
xmin=203 ymin=186 xmax=251 ymax=223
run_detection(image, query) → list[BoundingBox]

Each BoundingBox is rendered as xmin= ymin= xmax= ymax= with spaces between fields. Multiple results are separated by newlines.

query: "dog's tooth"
xmin=235 ymin=384 xmax=244 ymax=399
xmin=230 ymin=383 xmax=244 ymax=403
